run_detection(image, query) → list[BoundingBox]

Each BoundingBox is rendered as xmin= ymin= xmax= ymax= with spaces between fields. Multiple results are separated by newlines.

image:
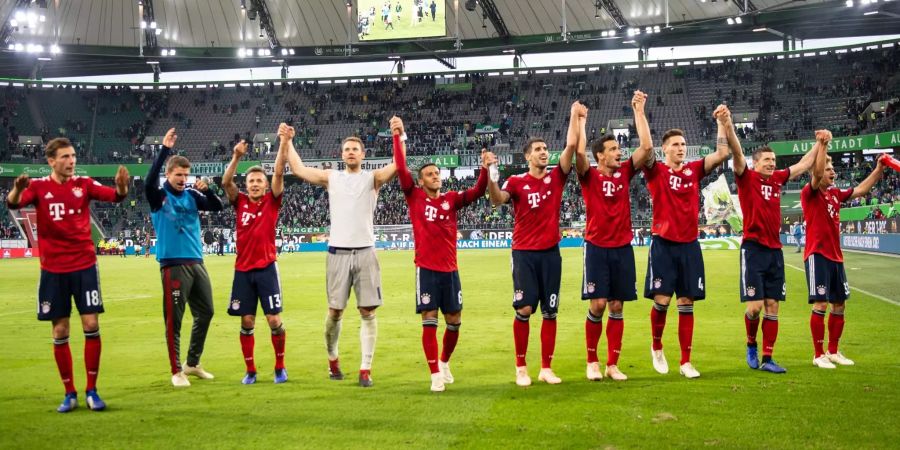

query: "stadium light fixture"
xmin=14 ymin=43 xmax=24 ymax=52
xmin=727 ymin=17 xmax=735 ymax=25
xmin=237 ymin=48 xmax=247 ymax=58
xmin=288 ymin=49 xmax=295 ymax=55
xmin=653 ymin=25 xmax=661 ymax=33
xmin=155 ymin=28 xmax=162 ymax=35
xmin=10 ymin=19 xmax=17 ymax=27
xmin=39 ymin=14 xmax=45 ymax=22
xmin=735 ymin=16 xmax=742 ymax=24
xmin=846 ymin=0 xmax=853 ymax=6
xmin=140 ymin=20 xmax=147 ymax=29
xmin=146 ymin=60 xmax=159 ymax=65
xmin=753 ymin=27 xmax=767 ymax=32
xmin=150 ymin=21 xmax=157 ymax=29
xmin=37 ymin=57 xmax=51 ymax=61
xmin=50 ymin=44 xmax=60 ymax=54
xmin=863 ymin=10 xmax=878 ymax=14
xmin=14 ymin=11 xmax=25 ymax=22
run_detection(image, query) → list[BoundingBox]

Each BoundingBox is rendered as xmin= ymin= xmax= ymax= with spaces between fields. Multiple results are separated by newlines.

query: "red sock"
xmin=53 ymin=338 xmax=76 ymax=394
xmin=761 ymin=315 xmax=778 ymax=357
xmin=827 ymin=313 xmax=845 ymax=354
xmin=271 ymin=329 xmax=286 ymax=371
xmin=421 ymin=323 xmax=439 ymax=374
xmin=440 ymin=324 xmax=460 ymax=363
xmin=540 ymin=318 xmax=557 ymax=369
xmin=84 ymin=330 xmax=101 ymax=391
xmin=650 ymin=304 xmax=668 ymax=351
xmin=606 ymin=315 xmax=624 ymax=366
xmin=513 ymin=316 xmax=529 ymax=367
xmin=585 ymin=312 xmax=602 ymax=364
xmin=677 ymin=306 xmax=694 ymax=365
xmin=745 ymin=313 xmax=760 ymax=346
xmin=810 ymin=310 xmax=826 ymax=357
xmin=240 ymin=329 xmax=257 ymax=373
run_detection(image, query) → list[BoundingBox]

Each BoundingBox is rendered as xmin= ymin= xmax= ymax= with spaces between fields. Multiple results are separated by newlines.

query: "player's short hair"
xmin=165 ymin=155 xmax=191 ymax=173
xmin=591 ymin=135 xmax=618 ymax=160
xmin=245 ymin=165 xmax=267 ymax=179
xmin=341 ymin=136 xmax=364 ymax=150
xmin=45 ymin=138 xmax=73 ymax=159
xmin=752 ymin=146 xmax=775 ymax=161
xmin=662 ymin=128 xmax=685 ymax=145
xmin=522 ymin=137 xmax=545 ymax=156
xmin=417 ymin=163 xmax=438 ymax=178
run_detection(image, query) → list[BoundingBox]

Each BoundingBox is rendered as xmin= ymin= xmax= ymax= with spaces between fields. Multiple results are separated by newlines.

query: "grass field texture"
xmin=1 ymin=248 xmax=898 ymax=449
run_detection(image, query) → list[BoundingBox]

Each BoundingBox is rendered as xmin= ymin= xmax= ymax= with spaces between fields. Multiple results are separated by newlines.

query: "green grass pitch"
xmin=1 ymin=248 xmax=898 ymax=448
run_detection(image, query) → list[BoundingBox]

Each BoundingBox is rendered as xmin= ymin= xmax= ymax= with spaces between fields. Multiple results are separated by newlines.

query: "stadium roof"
xmin=0 ymin=0 xmax=898 ymax=78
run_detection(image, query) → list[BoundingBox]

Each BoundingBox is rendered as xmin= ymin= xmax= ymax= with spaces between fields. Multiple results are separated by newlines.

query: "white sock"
xmin=325 ymin=314 xmax=342 ymax=360
xmin=360 ymin=314 xmax=377 ymax=370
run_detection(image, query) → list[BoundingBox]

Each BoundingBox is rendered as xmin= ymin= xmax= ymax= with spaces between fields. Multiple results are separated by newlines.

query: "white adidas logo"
xmin=44 ymin=192 xmax=54 ymax=199
xmin=523 ymin=185 xmax=531 ymax=190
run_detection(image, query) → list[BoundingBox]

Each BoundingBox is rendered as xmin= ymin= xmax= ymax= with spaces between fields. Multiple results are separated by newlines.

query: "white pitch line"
xmin=785 ymin=263 xmax=900 ymax=307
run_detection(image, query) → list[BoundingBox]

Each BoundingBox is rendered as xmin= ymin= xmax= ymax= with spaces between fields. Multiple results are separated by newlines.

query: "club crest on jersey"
xmin=231 ymin=299 xmax=241 ymax=310
xmin=684 ymin=168 xmax=693 ymax=176
xmin=441 ymin=201 xmax=450 ymax=211
xmin=586 ymin=282 xmax=596 ymax=294
xmin=41 ymin=301 xmax=51 ymax=314
xmin=71 ymin=187 xmax=83 ymax=198
xmin=420 ymin=293 xmax=431 ymax=305
xmin=653 ymin=278 xmax=662 ymax=289
xmin=746 ymin=286 xmax=756 ymax=297
xmin=515 ymin=290 xmax=524 ymax=301
xmin=543 ymin=176 xmax=551 ymax=184
xmin=613 ymin=172 xmax=621 ymax=179
xmin=817 ymin=285 xmax=826 ymax=296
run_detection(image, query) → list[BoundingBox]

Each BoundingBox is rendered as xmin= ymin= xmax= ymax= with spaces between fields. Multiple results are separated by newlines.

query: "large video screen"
xmin=357 ymin=0 xmax=446 ymax=41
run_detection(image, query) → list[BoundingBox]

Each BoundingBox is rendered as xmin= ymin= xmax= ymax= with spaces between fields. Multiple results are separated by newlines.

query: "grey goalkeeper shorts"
xmin=326 ymin=246 xmax=383 ymax=310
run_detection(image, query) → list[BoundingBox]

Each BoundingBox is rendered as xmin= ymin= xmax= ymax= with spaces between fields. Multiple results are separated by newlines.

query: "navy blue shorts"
xmin=415 ymin=267 xmax=463 ymax=314
xmin=228 ymin=262 xmax=284 ymax=316
xmin=644 ymin=236 xmax=706 ymax=301
xmin=37 ymin=265 xmax=104 ymax=321
xmin=740 ymin=240 xmax=786 ymax=302
xmin=582 ymin=242 xmax=637 ymax=301
xmin=804 ymin=253 xmax=849 ymax=303
xmin=511 ymin=246 xmax=562 ymax=315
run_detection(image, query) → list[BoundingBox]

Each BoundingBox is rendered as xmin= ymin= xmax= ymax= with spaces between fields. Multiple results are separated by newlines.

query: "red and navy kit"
xmin=801 ymin=184 xmax=853 ymax=263
xmin=736 ymin=168 xmax=790 ymax=249
xmin=643 ymin=159 xmax=706 ymax=243
xmin=580 ymin=158 xmax=638 ymax=248
xmin=233 ymin=191 xmax=282 ymax=271
xmin=502 ymin=166 xmax=568 ymax=250
xmin=395 ymin=142 xmax=487 ymax=272
xmin=7 ymin=176 xmax=125 ymax=273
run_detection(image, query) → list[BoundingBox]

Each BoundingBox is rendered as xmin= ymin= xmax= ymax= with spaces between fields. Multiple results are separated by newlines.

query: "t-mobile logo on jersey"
xmin=761 ymin=185 xmax=773 ymax=201
xmin=241 ymin=211 xmax=256 ymax=226
xmin=48 ymin=203 xmax=66 ymax=221
xmin=602 ymin=181 xmax=616 ymax=197
xmin=527 ymin=192 xmax=541 ymax=208
xmin=668 ymin=176 xmax=682 ymax=190
xmin=424 ymin=205 xmax=438 ymax=221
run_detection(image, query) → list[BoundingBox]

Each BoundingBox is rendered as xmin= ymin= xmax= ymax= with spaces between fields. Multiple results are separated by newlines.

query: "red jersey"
xmin=233 ymin=191 xmax=282 ymax=271
xmin=7 ymin=176 xmax=124 ymax=273
xmin=392 ymin=134 xmax=487 ymax=272
xmin=502 ymin=165 xmax=568 ymax=250
xmin=801 ymin=184 xmax=853 ymax=263
xmin=402 ymin=172 xmax=487 ymax=272
xmin=643 ymin=159 xmax=706 ymax=243
xmin=736 ymin=168 xmax=790 ymax=249
xmin=580 ymin=158 xmax=637 ymax=248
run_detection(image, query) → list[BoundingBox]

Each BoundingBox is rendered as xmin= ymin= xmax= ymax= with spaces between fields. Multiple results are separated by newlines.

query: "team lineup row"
xmin=5 ymin=90 xmax=892 ymax=412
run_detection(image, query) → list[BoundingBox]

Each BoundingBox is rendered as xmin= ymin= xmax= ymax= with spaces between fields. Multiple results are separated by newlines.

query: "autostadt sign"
xmin=768 ymin=130 xmax=900 ymax=156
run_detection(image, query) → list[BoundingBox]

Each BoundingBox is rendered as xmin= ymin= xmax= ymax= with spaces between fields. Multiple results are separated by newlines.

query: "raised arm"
xmin=705 ymin=104 xmax=733 ymax=174
xmin=809 ymin=130 xmax=831 ymax=190
xmin=6 ymin=174 xmax=32 ymax=208
xmin=559 ymin=101 xmax=583 ymax=175
xmin=189 ymin=178 xmax=224 ymax=212
xmin=850 ymin=154 xmax=886 ymax=199
xmin=786 ymin=137 xmax=821 ymax=181
xmin=390 ymin=116 xmax=414 ymax=194
xmin=272 ymin=135 xmax=286 ymax=198
xmin=146 ymin=128 xmax=176 ymax=211
xmin=631 ymin=90 xmax=654 ymax=168
xmin=458 ymin=150 xmax=490 ymax=208
xmin=373 ymin=154 xmax=398 ymax=191
xmin=721 ymin=110 xmax=747 ymax=177
xmin=574 ymin=115 xmax=590 ymax=177
xmin=281 ymin=123 xmax=330 ymax=187
xmin=486 ymin=152 xmax=510 ymax=206
xmin=222 ymin=140 xmax=247 ymax=203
